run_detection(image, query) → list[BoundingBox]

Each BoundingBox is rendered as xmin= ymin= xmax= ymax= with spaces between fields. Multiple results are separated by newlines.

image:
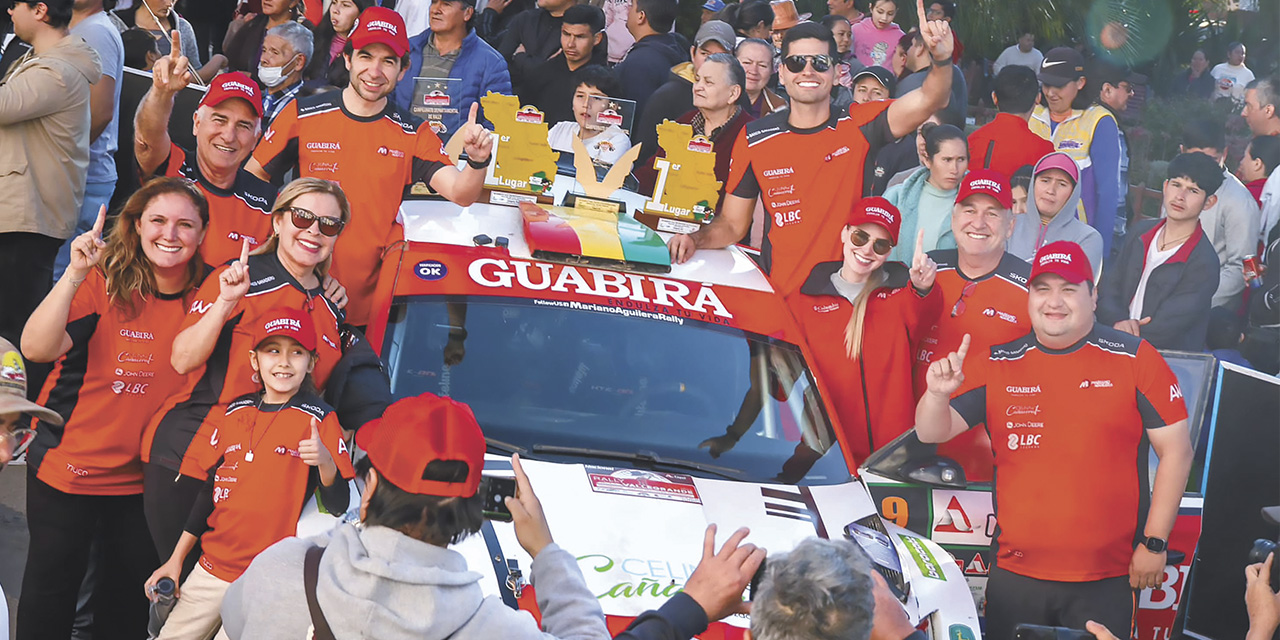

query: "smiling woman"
xmin=16 ymin=178 xmax=211 ymax=638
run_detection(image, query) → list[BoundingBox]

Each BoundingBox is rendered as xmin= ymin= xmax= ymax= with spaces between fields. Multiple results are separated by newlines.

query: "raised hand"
xmin=1113 ymin=317 xmax=1151 ymax=337
xmin=506 ymin=453 xmax=554 ymax=558
xmin=67 ymin=205 xmax=108 ymax=280
xmin=682 ymin=524 xmax=765 ymax=623
xmin=925 ymin=333 xmax=969 ymax=397
xmin=461 ymin=102 xmax=494 ymax=164
xmin=916 ymin=0 xmax=953 ymax=62
xmin=298 ymin=418 xmax=333 ymax=468
xmin=218 ymin=238 xmax=252 ymax=303
xmin=909 ymin=229 xmax=937 ymax=291
xmin=151 ymin=30 xmax=192 ymax=95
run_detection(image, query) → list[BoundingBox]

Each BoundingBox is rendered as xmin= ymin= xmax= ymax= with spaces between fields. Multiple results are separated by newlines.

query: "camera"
xmin=1248 ymin=505 xmax=1280 ymax=592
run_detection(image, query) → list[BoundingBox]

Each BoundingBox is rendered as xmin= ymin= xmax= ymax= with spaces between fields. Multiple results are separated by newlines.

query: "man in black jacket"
xmin=517 ymin=3 xmax=608 ymax=124
xmin=498 ymin=0 xmax=577 ymax=93
xmin=1097 ymin=152 xmax=1224 ymax=351
xmin=614 ymin=0 xmax=688 ymax=118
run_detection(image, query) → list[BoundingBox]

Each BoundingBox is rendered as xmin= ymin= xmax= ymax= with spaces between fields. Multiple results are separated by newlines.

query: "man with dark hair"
xmin=1098 ymin=152 xmax=1224 ymax=350
xmin=893 ymin=27 xmax=966 ymax=124
xmin=924 ymin=0 xmax=961 ymax=63
xmin=992 ymin=29 xmax=1041 ymax=75
xmin=1173 ymin=118 xmax=1261 ymax=311
xmin=1211 ymin=41 xmax=1254 ymax=104
xmin=547 ymin=65 xmax=633 ymax=164
xmin=221 ymin=393 xmax=613 ymax=638
xmin=967 ymin=65 xmax=1054 ymax=179
xmin=1093 ymin=60 xmax=1146 ymax=251
xmin=825 ymin=0 xmax=862 ymax=28
xmin=498 ymin=0 xmax=577 ymax=93
xmin=392 ymin=0 xmax=513 ymax=137
xmin=668 ymin=6 xmax=956 ymax=297
xmin=519 ymin=4 xmax=606 ymax=125
xmin=614 ymin=0 xmax=687 ymax=117
xmin=632 ymin=19 xmax=735 ymax=162
xmin=0 ymin=0 xmax=101 ymax=350
xmin=1239 ymin=134 xmax=1279 ymax=207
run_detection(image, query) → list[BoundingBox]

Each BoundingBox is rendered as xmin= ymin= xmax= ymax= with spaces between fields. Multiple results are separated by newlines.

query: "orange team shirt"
xmin=950 ymin=326 xmax=1188 ymax=582
xmin=251 ymin=92 xmax=453 ymax=327
xmin=28 ymin=269 xmax=195 ymax=494
xmin=182 ymin=392 xmax=355 ymax=582
xmin=725 ymin=101 xmax=896 ymax=296
xmin=155 ymin=143 xmax=277 ymax=267
xmin=966 ymin=113 xmax=1055 ymax=181
xmin=142 ymin=251 xmax=344 ymax=472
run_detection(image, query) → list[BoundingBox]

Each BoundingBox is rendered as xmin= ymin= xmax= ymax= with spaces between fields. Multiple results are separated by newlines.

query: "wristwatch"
xmin=1142 ymin=536 xmax=1167 ymax=553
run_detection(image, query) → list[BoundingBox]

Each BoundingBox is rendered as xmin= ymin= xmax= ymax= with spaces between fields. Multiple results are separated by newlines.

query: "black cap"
xmin=1091 ymin=59 xmax=1147 ymax=87
xmin=1039 ymin=47 xmax=1085 ymax=87
xmin=853 ymin=65 xmax=897 ymax=95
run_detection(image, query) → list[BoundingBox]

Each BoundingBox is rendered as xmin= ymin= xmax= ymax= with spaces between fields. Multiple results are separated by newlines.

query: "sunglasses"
xmin=783 ymin=54 xmax=834 ymax=73
xmin=2 ymin=428 xmax=35 ymax=460
xmin=950 ymin=280 xmax=978 ymax=317
xmin=850 ymin=228 xmax=893 ymax=256
xmin=287 ymin=206 xmax=345 ymax=237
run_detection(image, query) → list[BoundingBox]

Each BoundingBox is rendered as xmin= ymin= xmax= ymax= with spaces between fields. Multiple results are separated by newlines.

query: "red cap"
xmin=250 ymin=306 xmax=317 ymax=352
xmin=199 ymin=71 xmax=263 ymax=119
xmin=355 ymin=393 xmax=486 ymax=498
xmin=847 ymin=197 xmax=901 ymax=245
xmin=350 ymin=7 xmax=410 ymax=58
xmin=1034 ymin=152 xmax=1079 ymax=185
xmin=957 ymin=169 xmax=1012 ymax=209
xmin=1030 ymin=241 xmax=1094 ymax=285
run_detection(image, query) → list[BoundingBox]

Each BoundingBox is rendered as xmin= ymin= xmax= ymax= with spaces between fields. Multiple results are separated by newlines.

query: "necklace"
xmin=1158 ymin=228 xmax=1192 ymax=251
xmin=245 ymin=396 xmax=289 ymax=462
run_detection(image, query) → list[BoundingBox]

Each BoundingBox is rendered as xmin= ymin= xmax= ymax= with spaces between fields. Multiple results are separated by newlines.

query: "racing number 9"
xmin=881 ymin=497 xmax=909 ymax=528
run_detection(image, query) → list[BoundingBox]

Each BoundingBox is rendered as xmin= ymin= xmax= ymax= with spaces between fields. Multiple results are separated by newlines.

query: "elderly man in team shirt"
xmin=916 ymin=241 xmax=1194 ymax=639
xmin=667 ymin=0 xmax=955 ymax=297
xmin=247 ymin=7 xmax=493 ymax=329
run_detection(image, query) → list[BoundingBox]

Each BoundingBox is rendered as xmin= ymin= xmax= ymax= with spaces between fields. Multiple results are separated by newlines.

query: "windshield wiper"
xmin=485 ymin=437 xmax=529 ymax=456
xmin=530 ymin=445 xmax=743 ymax=481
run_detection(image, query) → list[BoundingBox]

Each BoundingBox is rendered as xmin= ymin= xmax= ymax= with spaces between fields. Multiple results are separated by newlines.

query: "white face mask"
xmin=258 ymin=54 xmax=300 ymax=88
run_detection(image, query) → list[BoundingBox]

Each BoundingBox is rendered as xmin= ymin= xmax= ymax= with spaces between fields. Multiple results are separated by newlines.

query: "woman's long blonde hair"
xmin=252 ymin=177 xmax=352 ymax=278
xmin=101 ymin=178 xmax=210 ymax=320
xmin=840 ymin=224 xmax=889 ymax=360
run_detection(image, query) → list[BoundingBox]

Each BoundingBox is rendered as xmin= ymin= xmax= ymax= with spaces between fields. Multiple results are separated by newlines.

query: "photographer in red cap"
xmin=248 ymin=6 xmax=495 ymax=329
xmin=913 ymin=169 xmax=1030 ymax=480
xmin=782 ymin=196 xmax=940 ymax=466
xmin=220 ymin=392 xmax=612 ymax=639
xmin=136 ymin=34 xmax=280 ymax=267
xmin=915 ymin=241 xmax=1193 ymax=639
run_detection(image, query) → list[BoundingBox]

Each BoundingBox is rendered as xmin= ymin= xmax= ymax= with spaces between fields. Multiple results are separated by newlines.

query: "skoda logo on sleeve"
xmin=415 ymin=260 xmax=448 ymax=281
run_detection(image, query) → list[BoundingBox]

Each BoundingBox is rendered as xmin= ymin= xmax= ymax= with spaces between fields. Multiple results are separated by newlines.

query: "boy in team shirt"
xmin=146 ymin=307 xmax=354 ymax=639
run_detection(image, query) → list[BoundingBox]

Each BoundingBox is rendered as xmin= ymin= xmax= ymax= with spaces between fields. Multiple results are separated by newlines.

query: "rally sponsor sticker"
xmin=898 ymin=533 xmax=947 ymax=581
xmin=586 ymin=466 xmax=702 ymax=504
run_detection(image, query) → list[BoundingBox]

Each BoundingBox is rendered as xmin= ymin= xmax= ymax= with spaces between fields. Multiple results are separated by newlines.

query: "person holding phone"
xmin=220 ymin=392 xmax=612 ymax=639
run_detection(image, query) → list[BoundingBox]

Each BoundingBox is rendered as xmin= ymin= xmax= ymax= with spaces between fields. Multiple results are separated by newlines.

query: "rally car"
xmin=344 ymin=174 xmax=983 ymax=638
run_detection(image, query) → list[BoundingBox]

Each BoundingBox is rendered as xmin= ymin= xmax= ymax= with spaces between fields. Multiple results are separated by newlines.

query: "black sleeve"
xmin=312 ymin=466 xmax=351 ymax=515
xmin=950 ymin=386 xmax=987 ymax=430
xmin=183 ymin=464 xmax=220 ymax=537
xmin=259 ymin=138 xmax=300 ymax=187
xmin=1096 ymin=230 xmax=1140 ymax=325
xmin=858 ymin=109 xmax=898 ymax=158
xmin=611 ymin=593 xmax=710 ymax=640
xmin=729 ymin=159 xmax=760 ymax=199
xmin=412 ymin=157 xmax=448 ymax=187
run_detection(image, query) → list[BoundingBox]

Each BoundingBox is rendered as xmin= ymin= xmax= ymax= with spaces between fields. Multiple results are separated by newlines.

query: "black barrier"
xmin=1180 ymin=364 xmax=1280 ymax=639
xmin=109 ymin=67 xmax=208 ymax=214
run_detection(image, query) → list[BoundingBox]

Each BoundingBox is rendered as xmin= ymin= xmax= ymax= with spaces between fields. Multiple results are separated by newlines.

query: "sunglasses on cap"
xmin=783 ymin=54 xmax=834 ymax=73
xmin=850 ymin=228 xmax=893 ymax=256
xmin=286 ymin=206 xmax=345 ymax=237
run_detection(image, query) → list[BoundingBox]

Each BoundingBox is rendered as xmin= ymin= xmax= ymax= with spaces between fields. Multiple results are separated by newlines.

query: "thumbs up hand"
xmin=298 ymin=417 xmax=333 ymax=468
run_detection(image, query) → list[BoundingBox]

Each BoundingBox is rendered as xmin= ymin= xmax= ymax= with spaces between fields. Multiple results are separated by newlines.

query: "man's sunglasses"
xmin=783 ymin=54 xmax=835 ymax=73
xmin=286 ymin=206 xmax=345 ymax=237
xmin=850 ymin=228 xmax=893 ymax=256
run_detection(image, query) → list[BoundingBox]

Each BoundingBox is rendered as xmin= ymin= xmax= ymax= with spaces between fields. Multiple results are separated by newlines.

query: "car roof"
xmin=399 ymin=199 xmax=776 ymax=293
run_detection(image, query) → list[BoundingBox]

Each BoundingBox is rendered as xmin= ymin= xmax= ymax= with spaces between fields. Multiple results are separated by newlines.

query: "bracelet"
xmin=931 ymin=56 xmax=951 ymax=68
xmin=466 ymin=156 xmax=490 ymax=171
xmin=449 ymin=329 xmax=469 ymax=340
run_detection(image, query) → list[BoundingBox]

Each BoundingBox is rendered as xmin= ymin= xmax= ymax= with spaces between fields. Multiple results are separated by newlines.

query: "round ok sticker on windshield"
xmin=415 ymin=260 xmax=448 ymax=281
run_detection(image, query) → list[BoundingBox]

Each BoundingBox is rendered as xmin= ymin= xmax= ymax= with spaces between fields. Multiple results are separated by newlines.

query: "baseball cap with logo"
xmin=199 ymin=71 xmax=263 ymax=119
xmin=957 ymin=168 xmax=1013 ymax=209
xmin=355 ymin=393 xmax=486 ymax=498
xmin=0 ymin=338 xmax=62 ymax=425
xmin=251 ymin=307 xmax=317 ymax=352
xmin=694 ymin=20 xmax=735 ymax=52
xmin=1038 ymin=47 xmax=1086 ymax=87
xmin=1030 ymin=240 xmax=1093 ymax=285
xmin=1034 ymin=151 xmax=1080 ymax=185
xmin=852 ymin=66 xmax=897 ymax=96
xmin=847 ymin=196 xmax=901 ymax=245
xmin=350 ymin=6 xmax=410 ymax=58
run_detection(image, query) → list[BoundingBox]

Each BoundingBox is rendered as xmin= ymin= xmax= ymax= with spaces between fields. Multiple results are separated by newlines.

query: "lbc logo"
xmin=1007 ymin=433 xmax=1041 ymax=451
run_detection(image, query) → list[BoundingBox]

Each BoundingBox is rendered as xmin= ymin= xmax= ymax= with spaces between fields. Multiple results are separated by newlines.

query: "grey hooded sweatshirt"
xmin=1008 ymin=154 xmax=1105 ymax=272
xmin=220 ymin=523 xmax=611 ymax=640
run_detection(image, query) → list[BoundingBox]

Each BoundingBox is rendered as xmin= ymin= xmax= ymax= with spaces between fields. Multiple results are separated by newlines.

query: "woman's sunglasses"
xmin=782 ymin=54 xmax=835 ymax=73
xmin=850 ymin=228 xmax=893 ymax=256
xmin=286 ymin=206 xmax=345 ymax=237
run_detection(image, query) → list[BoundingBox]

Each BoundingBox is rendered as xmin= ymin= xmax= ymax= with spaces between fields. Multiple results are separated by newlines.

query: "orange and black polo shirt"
xmin=153 ymin=143 xmax=276 ymax=267
xmin=142 ymin=251 xmax=344 ymax=473
xmin=251 ymin=91 xmax=453 ymax=327
xmin=180 ymin=391 xmax=355 ymax=582
xmin=951 ymin=325 xmax=1188 ymax=582
xmin=726 ymin=101 xmax=896 ymax=296
xmin=28 ymin=269 xmax=198 ymax=495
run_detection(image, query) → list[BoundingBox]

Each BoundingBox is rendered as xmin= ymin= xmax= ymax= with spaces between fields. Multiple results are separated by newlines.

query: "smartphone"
xmin=747 ymin=557 xmax=767 ymax=600
xmin=479 ymin=475 xmax=517 ymax=522
xmin=1013 ymin=624 xmax=1094 ymax=640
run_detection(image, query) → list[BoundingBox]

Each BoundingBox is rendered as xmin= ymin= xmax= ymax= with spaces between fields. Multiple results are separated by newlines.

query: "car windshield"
xmin=382 ymin=295 xmax=850 ymax=485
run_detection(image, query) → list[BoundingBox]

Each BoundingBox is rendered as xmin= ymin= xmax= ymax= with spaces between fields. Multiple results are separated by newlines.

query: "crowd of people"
xmin=0 ymin=0 xmax=1278 ymax=638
